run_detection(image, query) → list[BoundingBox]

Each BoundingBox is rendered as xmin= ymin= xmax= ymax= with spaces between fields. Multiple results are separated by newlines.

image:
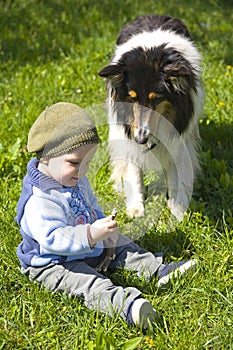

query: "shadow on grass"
xmin=137 ymin=228 xmax=195 ymax=260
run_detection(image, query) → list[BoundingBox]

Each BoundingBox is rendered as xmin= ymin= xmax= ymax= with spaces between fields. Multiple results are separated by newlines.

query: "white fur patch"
xmin=112 ymin=29 xmax=201 ymax=73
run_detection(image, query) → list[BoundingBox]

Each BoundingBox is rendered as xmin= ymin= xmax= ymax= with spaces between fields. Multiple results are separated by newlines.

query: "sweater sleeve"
xmin=20 ymin=191 xmax=93 ymax=256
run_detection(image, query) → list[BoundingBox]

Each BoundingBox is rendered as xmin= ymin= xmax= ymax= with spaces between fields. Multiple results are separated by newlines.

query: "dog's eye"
xmin=148 ymin=92 xmax=156 ymax=100
xmin=148 ymin=92 xmax=161 ymax=100
xmin=128 ymin=90 xmax=137 ymax=99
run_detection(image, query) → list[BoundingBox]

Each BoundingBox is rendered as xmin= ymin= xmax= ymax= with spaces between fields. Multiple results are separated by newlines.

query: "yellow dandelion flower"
xmin=149 ymin=339 xmax=155 ymax=347
xmin=226 ymin=65 xmax=232 ymax=70
xmin=218 ymin=101 xmax=225 ymax=107
xmin=145 ymin=336 xmax=150 ymax=343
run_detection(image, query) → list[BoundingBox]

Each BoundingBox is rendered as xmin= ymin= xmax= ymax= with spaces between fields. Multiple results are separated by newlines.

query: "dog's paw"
xmin=167 ymin=198 xmax=187 ymax=221
xmin=126 ymin=202 xmax=145 ymax=218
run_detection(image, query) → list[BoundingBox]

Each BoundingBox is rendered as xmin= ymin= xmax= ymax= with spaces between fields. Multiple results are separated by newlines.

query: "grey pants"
xmin=21 ymin=235 xmax=162 ymax=321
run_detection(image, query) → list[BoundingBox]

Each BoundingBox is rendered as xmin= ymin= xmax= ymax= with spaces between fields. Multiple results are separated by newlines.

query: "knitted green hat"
xmin=27 ymin=102 xmax=99 ymax=160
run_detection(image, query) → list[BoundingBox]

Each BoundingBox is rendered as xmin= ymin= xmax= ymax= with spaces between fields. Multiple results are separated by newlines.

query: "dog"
xmin=98 ymin=14 xmax=203 ymax=221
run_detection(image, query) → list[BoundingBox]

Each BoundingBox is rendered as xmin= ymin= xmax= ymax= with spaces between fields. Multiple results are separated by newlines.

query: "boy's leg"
xmin=108 ymin=235 xmax=196 ymax=287
xmin=109 ymin=234 xmax=163 ymax=280
xmin=21 ymin=261 xmax=141 ymax=320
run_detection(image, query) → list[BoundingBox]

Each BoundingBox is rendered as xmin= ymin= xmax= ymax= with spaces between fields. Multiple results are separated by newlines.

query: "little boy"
xmin=16 ymin=102 xmax=196 ymax=328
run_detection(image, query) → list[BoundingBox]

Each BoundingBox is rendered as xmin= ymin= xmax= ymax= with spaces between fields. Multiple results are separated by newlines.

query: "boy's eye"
xmin=69 ymin=161 xmax=80 ymax=165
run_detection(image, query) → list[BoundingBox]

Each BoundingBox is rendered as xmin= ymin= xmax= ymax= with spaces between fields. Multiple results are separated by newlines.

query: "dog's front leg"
xmin=124 ymin=162 xmax=145 ymax=218
xmin=111 ymin=159 xmax=145 ymax=218
xmin=166 ymin=153 xmax=194 ymax=221
xmin=109 ymin=124 xmax=145 ymax=218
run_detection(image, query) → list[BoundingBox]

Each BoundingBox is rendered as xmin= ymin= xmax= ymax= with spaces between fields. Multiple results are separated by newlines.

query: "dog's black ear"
xmin=166 ymin=63 xmax=195 ymax=92
xmin=168 ymin=76 xmax=188 ymax=92
xmin=98 ymin=64 xmax=123 ymax=78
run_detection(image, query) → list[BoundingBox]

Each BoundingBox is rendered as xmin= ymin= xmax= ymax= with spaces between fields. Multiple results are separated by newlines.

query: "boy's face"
xmin=40 ymin=143 xmax=98 ymax=187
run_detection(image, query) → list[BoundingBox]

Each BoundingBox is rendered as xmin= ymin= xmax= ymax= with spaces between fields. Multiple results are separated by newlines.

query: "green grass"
xmin=0 ymin=0 xmax=233 ymax=348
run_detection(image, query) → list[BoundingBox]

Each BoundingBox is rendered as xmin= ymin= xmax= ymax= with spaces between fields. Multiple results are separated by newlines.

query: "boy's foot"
xmin=157 ymin=259 xmax=197 ymax=288
xmin=131 ymin=298 xmax=159 ymax=328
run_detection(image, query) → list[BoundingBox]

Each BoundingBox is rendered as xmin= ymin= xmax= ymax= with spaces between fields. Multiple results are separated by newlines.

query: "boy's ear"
xmin=98 ymin=64 xmax=124 ymax=78
xmin=40 ymin=159 xmax=49 ymax=166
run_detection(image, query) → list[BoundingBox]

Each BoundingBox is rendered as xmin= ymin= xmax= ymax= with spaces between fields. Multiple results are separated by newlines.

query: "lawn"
xmin=0 ymin=0 xmax=233 ymax=349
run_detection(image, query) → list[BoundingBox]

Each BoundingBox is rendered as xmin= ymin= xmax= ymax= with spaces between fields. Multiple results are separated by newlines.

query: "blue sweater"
xmin=16 ymin=158 xmax=105 ymax=268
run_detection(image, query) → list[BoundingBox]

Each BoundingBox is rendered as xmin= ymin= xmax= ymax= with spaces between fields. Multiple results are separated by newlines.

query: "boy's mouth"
xmin=72 ymin=177 xmax=79 ymax=181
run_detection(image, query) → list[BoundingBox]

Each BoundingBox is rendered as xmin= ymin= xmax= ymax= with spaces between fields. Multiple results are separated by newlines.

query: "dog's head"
xmin=99 ymin=45 xmax=198 ymax=146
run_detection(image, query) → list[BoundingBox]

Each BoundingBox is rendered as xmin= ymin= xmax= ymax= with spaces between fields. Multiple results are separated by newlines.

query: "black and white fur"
xmin=99 ymin=15 xmax=203 ymax=221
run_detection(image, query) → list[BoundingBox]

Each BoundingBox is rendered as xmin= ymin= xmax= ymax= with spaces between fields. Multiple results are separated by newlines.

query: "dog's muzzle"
xmin=135 ymin=128 xmax=149 ymax=144
xmin=135 ymin=129 xmax=160 ymax=153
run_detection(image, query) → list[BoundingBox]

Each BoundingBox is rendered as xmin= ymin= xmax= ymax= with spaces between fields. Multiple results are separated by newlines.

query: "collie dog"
xmin=99 ymin=14 xmax=203 ymax=221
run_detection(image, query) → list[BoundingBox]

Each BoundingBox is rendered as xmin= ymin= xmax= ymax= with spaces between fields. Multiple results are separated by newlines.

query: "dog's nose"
xmin=135 ymin=129 xmax=148 ymax=144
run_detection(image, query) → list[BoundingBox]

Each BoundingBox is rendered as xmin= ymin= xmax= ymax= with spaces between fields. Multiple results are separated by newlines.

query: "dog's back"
xmin=116 ymin=14 xmax=191 ymax=45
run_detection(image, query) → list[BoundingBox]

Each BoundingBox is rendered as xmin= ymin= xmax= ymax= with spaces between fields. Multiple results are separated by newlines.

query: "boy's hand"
xmin=90 ymin=216 xmax=118 ymax=245
xmin=96 ymin=233 xmax=119 ymax=272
